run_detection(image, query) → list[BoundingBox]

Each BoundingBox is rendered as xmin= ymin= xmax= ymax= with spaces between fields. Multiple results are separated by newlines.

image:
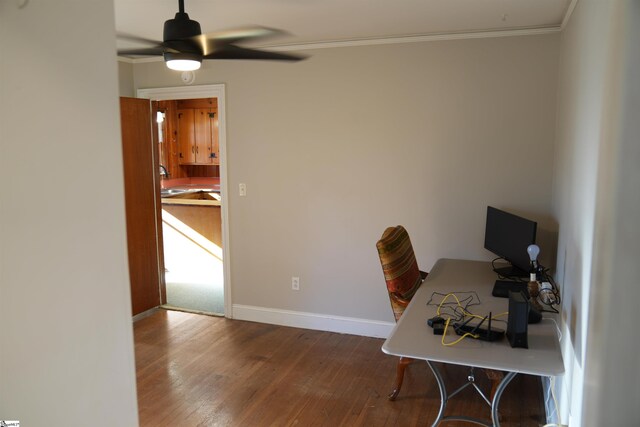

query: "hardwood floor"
xmin=134 ymin=309 xmax=546 ymax=426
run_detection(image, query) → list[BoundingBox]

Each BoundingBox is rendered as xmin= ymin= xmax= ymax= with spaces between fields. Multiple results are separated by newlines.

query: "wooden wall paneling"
xmin=166 ymin=98 xmax=220 ymax=176
xmin=194 ymin=108 xmax=213 ymax=164
xmin=184 ymin=165 xmax=219 ymax=178
xmin=162 ymin=100 xmax=187 ymax=179
xmin=177 ymin=109 xmax=196 ymax=164
xmin=120 ymin=97 xmax=163 ymax=315
xmin=176 ymin=97 xmax=218 ymax=110
xmin=212 ymin=108 xmax=220 ymax=166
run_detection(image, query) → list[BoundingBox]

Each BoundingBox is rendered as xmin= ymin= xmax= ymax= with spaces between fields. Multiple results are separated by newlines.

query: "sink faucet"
xmin=159 ymin=165 xmax=170 ymax=179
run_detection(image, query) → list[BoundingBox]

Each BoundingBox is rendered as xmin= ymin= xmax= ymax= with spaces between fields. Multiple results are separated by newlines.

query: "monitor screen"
xmin=484 ymin=206 xmax=537 ymax=277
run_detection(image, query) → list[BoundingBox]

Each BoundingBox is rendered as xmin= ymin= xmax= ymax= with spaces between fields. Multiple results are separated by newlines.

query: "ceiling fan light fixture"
xmin=166 ymin=59 xmax=201 ymax=71
xmin=164 ymin=52 xmax=202 ymax=71
xmin=117 ymin=0 xmax=306 ymax=65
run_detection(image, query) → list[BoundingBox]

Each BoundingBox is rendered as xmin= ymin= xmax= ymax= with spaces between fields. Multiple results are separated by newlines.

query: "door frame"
xmin=137 ymin=84 xmax=232 ymax=317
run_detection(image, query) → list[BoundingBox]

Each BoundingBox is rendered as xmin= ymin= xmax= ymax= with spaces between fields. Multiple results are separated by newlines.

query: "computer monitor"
xmin=484 ymin=206 xmax=537 ymax=278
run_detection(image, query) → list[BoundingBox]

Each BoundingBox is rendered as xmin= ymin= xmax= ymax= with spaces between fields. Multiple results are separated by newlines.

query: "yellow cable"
xmin=436 ymin=292 xmax=461 ymax=316
xmin=435 ymin=293 xmax=508 ymax=346
xmin=491 ymin=311 xmax=509 ymax=319
xmin=441 ymin=318 xmax=479 ymax=346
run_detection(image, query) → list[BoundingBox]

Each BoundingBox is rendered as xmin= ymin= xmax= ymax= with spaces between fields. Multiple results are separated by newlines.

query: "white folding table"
xmin=382 ymin=258 xmax=564 ymax=426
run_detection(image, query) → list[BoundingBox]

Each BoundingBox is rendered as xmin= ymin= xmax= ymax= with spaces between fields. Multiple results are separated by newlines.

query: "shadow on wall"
xmin=560 ymin=237 xmax=582 ymax=365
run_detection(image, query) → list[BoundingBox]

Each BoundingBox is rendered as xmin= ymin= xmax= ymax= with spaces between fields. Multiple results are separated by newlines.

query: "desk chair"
xmin=376 ymin=225 xmax=428 ymax=400
xmin=377 ymin=226 xmax=504 ymax=403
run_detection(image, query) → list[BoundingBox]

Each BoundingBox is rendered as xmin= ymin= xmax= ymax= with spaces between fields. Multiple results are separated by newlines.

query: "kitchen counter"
xmin=161 ymin=191 xmax=221 ymax=206
xmin=160 ymin=177 xmax=221 ymax=206
xmin=161 ymin=177 xmax=220 ymax=192
xmin=161 ymin=194 xmax=222 ymax=247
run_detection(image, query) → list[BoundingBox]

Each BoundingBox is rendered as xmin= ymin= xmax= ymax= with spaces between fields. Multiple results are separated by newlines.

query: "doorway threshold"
xmin=161 ymin=304 xmax=224 ymax=318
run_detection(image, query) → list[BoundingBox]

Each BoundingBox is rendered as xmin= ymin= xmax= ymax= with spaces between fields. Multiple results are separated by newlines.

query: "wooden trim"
xmin=160 ymin=198 xmax=221 ymax=206
xmin=150 ymin=101 xmax=167 ymax=305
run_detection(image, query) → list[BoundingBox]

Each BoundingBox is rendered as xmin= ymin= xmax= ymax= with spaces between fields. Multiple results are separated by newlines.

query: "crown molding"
xmin=118 ymin=25 xmax=562 ymax=64
xmin=117 ymin=56 xmax=135 ymax=63
xmin=117 ymin=55 xmax=162 ymax=64
xmin=266 ymin=26 xmax=561 ymax=52
xmin=561 ymin=0 xmax=579 ymax=30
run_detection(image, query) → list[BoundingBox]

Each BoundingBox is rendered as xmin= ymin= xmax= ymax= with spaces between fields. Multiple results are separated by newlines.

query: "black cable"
xmin=492 ymin=258 xmax=562 ymax=305
xmin=426 ymin=291 xmax=482 ymax=323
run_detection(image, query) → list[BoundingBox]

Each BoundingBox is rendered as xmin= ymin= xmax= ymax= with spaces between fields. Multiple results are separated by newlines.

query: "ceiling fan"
xmin=117 ymin=0 xmax=305 ymax=71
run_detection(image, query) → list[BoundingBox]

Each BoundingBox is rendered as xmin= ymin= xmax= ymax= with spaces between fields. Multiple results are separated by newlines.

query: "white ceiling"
xmin=115 ymin=0 xmax=573 ymax=52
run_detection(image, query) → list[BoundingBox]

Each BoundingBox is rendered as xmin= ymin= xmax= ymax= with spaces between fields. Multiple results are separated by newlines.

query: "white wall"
xmin=581 ymin=1 xmax=640 ymax=425
xmin=552 ymin=0 xmax=640 ymax=425
xmin=0 ymin=2 xmax=138 ymax=426
xmin=133 ymin=34 xmax=559 ymax=327
xmin=119 ymin=60 xmax=135 ymax=97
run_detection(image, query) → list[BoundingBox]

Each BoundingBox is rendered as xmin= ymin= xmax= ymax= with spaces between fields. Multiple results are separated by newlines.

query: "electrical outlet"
xmin=291 ymin=276 xmax=300 ymax=291
xmin=239 ymin=183 xmax=247 ymax=197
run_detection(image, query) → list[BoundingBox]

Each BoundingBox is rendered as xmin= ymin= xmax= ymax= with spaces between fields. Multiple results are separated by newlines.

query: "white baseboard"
xmin=232 ymin=304 xmax=395 ymax=338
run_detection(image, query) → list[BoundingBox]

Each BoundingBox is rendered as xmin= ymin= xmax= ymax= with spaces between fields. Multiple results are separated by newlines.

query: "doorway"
xmin=138 ymin=84 xmax=231 ymax=317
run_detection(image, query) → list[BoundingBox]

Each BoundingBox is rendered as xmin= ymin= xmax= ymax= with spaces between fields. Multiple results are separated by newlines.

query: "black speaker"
xmin=506 ymin=290 xmax=529 ymax=348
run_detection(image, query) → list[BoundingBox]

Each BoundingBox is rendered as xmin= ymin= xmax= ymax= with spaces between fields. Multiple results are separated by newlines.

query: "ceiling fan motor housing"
xmin=164 ymin=12 xmax=202 ymax=41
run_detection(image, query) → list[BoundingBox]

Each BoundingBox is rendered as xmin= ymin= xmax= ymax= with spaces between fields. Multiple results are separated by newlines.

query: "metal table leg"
xmin=491 ymin=371 xmax=518 ymax=427
xmin=426 ymin=361 xmax=518 ymax=427
xmin=426 ymin=360 xmax=447 ymax=427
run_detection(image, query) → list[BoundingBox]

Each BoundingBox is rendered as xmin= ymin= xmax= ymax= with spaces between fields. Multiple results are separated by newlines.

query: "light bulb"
xmin=164 ymin=52 xmax=202 ymax=71
xmin=166 ymin=59 xmax=201 ymax=71
xmin=527 ymin=244 xmax=540 ymax=262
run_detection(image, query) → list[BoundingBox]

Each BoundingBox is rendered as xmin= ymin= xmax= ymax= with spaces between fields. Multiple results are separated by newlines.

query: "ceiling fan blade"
xmin=163 ymin=39 xmax=202 ymax=54
xmin=199 ymin=26 xmax=285 ymax=44
xmin=190 ymin=26 xmax=286 ymax=55
xmin=117 ymin=32 xmax=163 ymax=46
xmin=203 ymin=45 xmax=305 ymax=61
xmin=117 ymin=47 xmax=165 ymax=56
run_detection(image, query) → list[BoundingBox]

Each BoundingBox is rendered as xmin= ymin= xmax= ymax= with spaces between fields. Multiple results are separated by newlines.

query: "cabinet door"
xmin=194 ymin=108 xmax=214 ymax=164
xmin=177 ymin=109 xmax=196 ymax=164
xmin=211 ymin=110 xmax=220 ymax=165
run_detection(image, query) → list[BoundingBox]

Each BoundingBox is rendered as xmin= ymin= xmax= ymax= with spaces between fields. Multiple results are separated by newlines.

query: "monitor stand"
xmin=493 ymin=264 xmax=528 ymax=279
xmin=492 ymin=280 xmax=527 ymax=298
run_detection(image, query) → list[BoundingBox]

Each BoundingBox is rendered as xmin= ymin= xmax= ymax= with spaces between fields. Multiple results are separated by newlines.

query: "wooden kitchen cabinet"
xmin=161 ymin=202 xmax=222 ymax=249
xmin=177 ymin=107 xmax=219 ymax=165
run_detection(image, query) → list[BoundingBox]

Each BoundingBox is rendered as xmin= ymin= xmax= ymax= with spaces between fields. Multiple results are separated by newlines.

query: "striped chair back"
xmin=376 ymin=225 xmax=423 ymax=321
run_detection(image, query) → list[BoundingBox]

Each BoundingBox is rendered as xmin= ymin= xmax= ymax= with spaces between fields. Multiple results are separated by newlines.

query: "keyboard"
xmin=492 ymin=280 xmax=527 ymax=298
